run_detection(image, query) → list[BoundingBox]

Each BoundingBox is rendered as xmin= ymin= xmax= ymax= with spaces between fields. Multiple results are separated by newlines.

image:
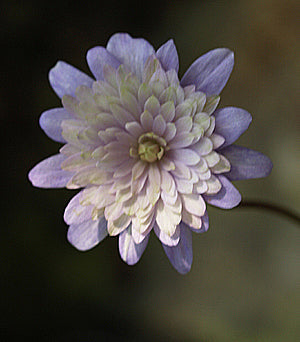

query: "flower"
xmin=29 ymin=33 xmax=272 ymax=274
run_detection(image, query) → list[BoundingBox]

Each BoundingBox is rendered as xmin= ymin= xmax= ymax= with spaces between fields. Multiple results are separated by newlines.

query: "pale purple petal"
xmin=154 ymin=224 xmax=180 ymax=246
xmin=204 ymin=175 xmax=241 ymax=209
xmin=156 ymin=39 xmax=179 ymax=72
xmin=86 ymin=46 xmax=121 ymax=80
xmin=106 ymin=33 xmax=155 ymax=81
xmin=181 ymin=48 xmax=234 ymax=95
xmin=163 ymin=223 xmax=192 ymax=274
xmin=28 ymin=154 xmax=73 ymax=188
xmin=64 ymin=191 xmax=93 ymax=225
xmin=67 ymin=217 xmax=107 ymax=251
xmin=49 ymin=61 xmax=94 ymax=98
xmin=169 ymin=148 xmax=200 ymax=165
xmin=220 ymin=145 xmax=273 ymax=180
xmin=189 ymin=211 xmax=209 ymax=233
xmin=119 ymin=225 xmax=149 ymax=265
xmin=215 ymin=107 xmax=252 ymax=147
xmin=39 ymin=108 xmax=72 ymax=143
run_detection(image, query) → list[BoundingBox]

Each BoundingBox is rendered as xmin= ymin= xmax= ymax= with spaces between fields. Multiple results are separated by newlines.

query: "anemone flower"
xmin=29 ymin=33 xmax=272 ymax=274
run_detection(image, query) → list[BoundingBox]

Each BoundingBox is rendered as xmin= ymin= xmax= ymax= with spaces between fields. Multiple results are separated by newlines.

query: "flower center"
xmin=137 ymin=132 xmax=166 ymax=163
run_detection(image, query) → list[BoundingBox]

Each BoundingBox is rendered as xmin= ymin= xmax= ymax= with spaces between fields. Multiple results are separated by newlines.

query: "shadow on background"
xmin=1 ymin=0 xmax=299 ymax=341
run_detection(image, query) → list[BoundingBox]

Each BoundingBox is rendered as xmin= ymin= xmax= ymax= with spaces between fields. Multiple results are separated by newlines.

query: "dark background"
xmin=1 ymin=0 xmax=299 ymax=341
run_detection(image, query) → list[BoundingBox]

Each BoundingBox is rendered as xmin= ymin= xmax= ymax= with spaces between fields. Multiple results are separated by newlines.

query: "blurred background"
xmin=1 ymin=0 xmax=299 ymax=340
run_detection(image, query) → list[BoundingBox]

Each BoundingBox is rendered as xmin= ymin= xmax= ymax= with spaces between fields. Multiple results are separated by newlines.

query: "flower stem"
xmin=238 ymin=200 xmax=300 ymax=225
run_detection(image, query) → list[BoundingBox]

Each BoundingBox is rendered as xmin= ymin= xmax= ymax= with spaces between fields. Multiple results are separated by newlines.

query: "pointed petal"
xmin=181 ymin=48 xmax=234 ymax=95
xmin=28 ymin=154 xmax=73 ymax=188
xmin=140 ymin=110 xmax=153 ymax=131
xmin=118 ymin=225 xmax=149 ymax=265
xmin=152 ymin=115 xmax=166 ymax=136
xmin=156 ymin=39 xmax=179 ymax=72
xmin=215 ymin=107 xmax=252 ymax=147
xmin=39 ymin=108 xmax=72 ymax=143
xmin=204 ymin=175 xmax=241 ymax=209
xmin=67 ymin=217 xmax=107 ymax=251
xmin=106 ymin=33 xmax=155 ymax=81
xmin=86 ymin=46 xmax=121 ymax=80
xmin=163 ymin=223 xmax=192 ymax=274
xmin=49 ymin=61 xmax=94 ymax=98
xmin=220 ymin=145 xmax=273 ymax=180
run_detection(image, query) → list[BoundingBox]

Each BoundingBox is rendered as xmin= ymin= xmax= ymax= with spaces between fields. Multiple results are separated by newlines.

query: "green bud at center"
xmin=137 ymin=132 xmax=166 ymax=163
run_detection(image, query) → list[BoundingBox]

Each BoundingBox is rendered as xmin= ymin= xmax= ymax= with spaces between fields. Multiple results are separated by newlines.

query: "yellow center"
xmin=137 ymin=132 xmax=166 ymax=163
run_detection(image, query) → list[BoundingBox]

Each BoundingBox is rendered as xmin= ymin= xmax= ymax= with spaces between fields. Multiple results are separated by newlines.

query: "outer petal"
xmin=119 ymin=225 xmax=149 ymax=265
xmin=64 ymin=191 xmax=93 ymax=225
xmin=163 ymin=223 xmax=192 ymax=274
xmin=204 ymin=175 xmax=241 ymax=209
xmin=214 ymin=107 xmax=252 ymax=147
xmin=67 ymin=217 xmax=107 ymax=251
xmin=28 ymin=154 xmax=73 ymax=188
xmin=49 ymin=61 xmax=94 ymax=98
xmin=156 ymin=39 xmax=179 ymax=72
xmin=39 ymin=108 xmax=72 ymax=143
xmin=181 ymin=48 xmax=234 ymax=95
xmin=106 ymin=33 xmax=155 ymax=81
xmin=86 ymin=46 xmax=121 ymax=80
xmin=220 ymin=145 xmax=273 ymax=180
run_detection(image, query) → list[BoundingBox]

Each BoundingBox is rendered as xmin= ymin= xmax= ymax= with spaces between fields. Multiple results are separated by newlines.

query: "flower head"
xmin=29 ymin=33 xmax=272 ymax=274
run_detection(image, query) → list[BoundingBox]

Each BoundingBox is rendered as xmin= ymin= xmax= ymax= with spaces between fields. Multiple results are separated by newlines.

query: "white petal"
xmin=174 ymin=177 xmax=193 ymax=194
xmin=152 ymin=115 xmax=166 ymax=136
xmin=160 ymin=101 xmax=175 ymax=122
xmin=210 ymin=133 xmax=225 ymax=149
xmin=154 ymin=224 xmax=180 ymax=246
xmin=140 ymin=110 xmax=153 ymax=131
xmin=192 ymin=137 xmax=213 ymax=156
xmin=169 ymin=148 xmax=200 ymax=165
xmin=125 ymin=121 xmax=144 ymax=138
xmin=175 ymin=116 xmax=192 ymax=133
xmin=193 ymin=180 xmax=208 ymax=194
xmin=164 ymin=123 xmax=177 ymax=141
xmin=211 ymin=154 xmax=231 ymax=174
xmin=181 ymin=209 xmax=202 ymax=229
xmin=204 ymin=151 xmax=220 ymax=167
xmin=171 ymin=160 xmax=191 ymax=179
xmin=181 ymin=193 xmax=206 ymax=217
xmin=205 ymin=175 xmax=222 ymax=194
xmin=168 ymin=132 xmax=194 ymax=149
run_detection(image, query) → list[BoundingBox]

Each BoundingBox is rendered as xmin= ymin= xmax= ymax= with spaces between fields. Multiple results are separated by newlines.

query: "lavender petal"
xmin=39 ymin=108 xmax=72 ymax=143
xmin=215 ymin=107 xmax=252 ymax=147
xmin=28 ymin=154 xmax=73 ymax=188
xmin=67 ymin=217 xmax=107 ymax=251
xmin=163 ymin=223 xmax=192 ymax=274
xmin=106 ymin=33 xmax=155 ymax=81
xmin=204 ymin=175 xmax=241 ymax=209
xmin=221 ymin=145 xmax=273 ymax=180
xmin=49 ymin=61 xmax=94 ymax=98
xmin=156 ymin=39 xmax=179 ymax=72
xmin=181 ymin=48 xmax=234 ymax=95
xmin=86 ymin=46 xmax=121 ymax=80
